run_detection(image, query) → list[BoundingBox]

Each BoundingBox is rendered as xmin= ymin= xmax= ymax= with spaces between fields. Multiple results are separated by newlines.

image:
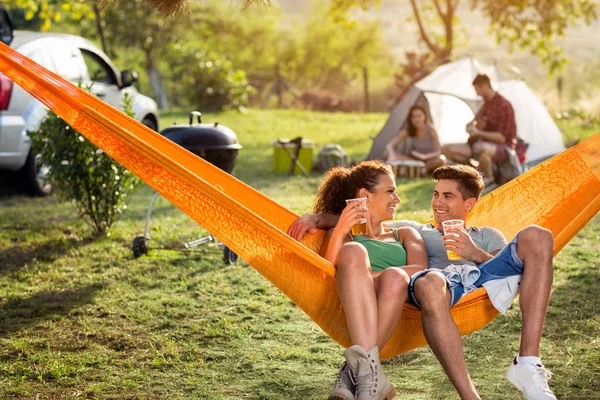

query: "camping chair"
xmin=276 ymin=136 xmax=309 ymax=176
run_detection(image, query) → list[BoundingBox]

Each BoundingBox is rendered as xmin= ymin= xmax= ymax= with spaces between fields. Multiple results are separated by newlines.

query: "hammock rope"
xmin=1 ymin=42 xmax=598 ymax=358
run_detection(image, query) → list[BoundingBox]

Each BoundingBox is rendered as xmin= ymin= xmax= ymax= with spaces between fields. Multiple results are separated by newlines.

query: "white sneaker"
xmin=505 ymin=358 xmax=557 ymax=400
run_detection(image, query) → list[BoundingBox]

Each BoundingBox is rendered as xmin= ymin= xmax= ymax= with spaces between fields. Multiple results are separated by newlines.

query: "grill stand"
xmin=132 ymin=191 xmax=238 ymax=265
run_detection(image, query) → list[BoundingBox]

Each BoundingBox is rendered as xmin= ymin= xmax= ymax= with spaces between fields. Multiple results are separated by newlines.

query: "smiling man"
xmin=288 ymin=165 xmax=556 ymax=400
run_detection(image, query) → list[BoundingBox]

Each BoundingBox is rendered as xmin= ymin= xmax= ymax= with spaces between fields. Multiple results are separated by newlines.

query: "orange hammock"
xmin=1 ymin=43 xmax=598 ymax=358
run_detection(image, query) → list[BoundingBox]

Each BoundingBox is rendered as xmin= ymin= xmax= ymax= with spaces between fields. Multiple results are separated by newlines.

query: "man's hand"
xmin=287 ymin=214 xmax=319 ymax=241
xmin=288 ymin=213 xmax=341 ymax=241
xmin=470 ymin=127 xmax=481 ymax=139
xmin=442 ymin=226 xmax=488 ymax=263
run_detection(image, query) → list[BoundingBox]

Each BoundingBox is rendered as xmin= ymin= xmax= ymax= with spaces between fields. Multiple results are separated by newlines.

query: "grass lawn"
xmin=0 ymin=109 xmax=598 ymax=399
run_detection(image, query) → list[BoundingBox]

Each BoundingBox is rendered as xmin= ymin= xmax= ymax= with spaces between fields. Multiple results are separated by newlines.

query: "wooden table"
xmin=387 ymin=159 xmax=426 ymax=178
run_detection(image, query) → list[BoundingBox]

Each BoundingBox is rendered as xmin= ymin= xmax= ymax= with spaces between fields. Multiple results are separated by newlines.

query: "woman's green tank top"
xmin=352 ymin=229 xmax=407 ymax=271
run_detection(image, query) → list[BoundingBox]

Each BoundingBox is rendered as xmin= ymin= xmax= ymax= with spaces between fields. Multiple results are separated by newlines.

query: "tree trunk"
xmin=145 ymin=51 xmax=169 ymax=110
xmin=93 ymin=4 xmax=109 ymax=56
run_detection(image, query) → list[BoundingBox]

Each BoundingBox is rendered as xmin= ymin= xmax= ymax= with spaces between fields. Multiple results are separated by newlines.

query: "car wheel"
xmin=141 ymin=116 xmax=158 ymax=132
xmin=18 ymin=150 xmax=51 ymax=196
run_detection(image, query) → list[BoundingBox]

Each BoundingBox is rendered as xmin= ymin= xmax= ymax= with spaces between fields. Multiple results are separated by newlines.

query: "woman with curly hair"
xmin=315 ymin=160 xmax=428 ymax=400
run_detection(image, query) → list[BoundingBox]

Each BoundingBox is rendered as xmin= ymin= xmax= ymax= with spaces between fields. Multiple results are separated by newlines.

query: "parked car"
xmin=0 ymin=30 xmax=159 ymax=196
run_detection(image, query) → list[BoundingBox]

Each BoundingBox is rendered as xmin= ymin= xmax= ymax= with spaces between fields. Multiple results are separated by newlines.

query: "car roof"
xmin=11 ymin=30 xmax=97 ymax=50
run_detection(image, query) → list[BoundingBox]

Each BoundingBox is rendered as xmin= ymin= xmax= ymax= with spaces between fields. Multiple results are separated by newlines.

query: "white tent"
xmin=367 ymin=58 xmax=565 ymax=164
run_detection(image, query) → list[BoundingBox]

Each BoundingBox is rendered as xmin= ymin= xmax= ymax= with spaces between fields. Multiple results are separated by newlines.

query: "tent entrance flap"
xmin=424 ymin=92 xmax=473 ymax=145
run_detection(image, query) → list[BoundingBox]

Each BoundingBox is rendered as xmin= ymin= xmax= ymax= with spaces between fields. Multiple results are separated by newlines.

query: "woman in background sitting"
xmin=385 ymin=105 xmax=445 ymax=174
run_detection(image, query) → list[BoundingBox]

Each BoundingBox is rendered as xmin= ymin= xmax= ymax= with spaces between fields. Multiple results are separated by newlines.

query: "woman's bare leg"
xmin=336 ymin=242 xmax=379 ymax=349
xmin=372 ymin=267 xmax=410 ymax=349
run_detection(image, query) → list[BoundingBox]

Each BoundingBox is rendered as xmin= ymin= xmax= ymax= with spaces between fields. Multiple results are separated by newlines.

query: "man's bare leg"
xmin=472 ymin=141 xmax=497 ymax=180
xmin=414 ymin=272 xmax=480 ymax=400
xmin=515 ymin=226 xmax=554 ymax=357
xmin=441 ymin=143 xmax=472 ymax=165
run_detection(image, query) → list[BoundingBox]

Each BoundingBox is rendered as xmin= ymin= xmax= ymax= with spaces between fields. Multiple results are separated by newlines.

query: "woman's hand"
xmin=334 ymin=201 xmax=367 ymax=238
xmin=410 ymin=150 xmax=426 ymax=161
xmin=321 ymin=202 xmax=367 ymax=263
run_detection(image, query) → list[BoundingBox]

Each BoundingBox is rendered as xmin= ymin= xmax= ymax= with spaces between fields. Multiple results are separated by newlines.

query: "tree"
xmin=3 ymin=0 xmax=94 ymax=31
xmin=277 ymin=3 xmax=395 ymax=91
xmin=326 ymin=0 xmax=598 ymax=75
xmin=100 ymin=0 xmax=189 ymax=109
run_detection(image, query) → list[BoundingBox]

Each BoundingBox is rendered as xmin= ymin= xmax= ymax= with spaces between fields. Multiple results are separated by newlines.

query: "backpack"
xmin=515 ymin=137 xmax=529 ymax=165
xmin=316 ymin=144 xmax=349 ymax=172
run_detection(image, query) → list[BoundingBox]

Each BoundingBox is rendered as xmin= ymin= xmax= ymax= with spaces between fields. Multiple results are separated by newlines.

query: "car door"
xmin=48 ymin=40 xmax=86 ymax=84
xmin=79 ymin=48 xmax=123 ymax=110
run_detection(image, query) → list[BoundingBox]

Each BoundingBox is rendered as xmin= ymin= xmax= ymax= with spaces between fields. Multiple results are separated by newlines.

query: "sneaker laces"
xmin=354 ymin=369 xmax=375 ymax=395
xmin=531 ymin=364 xmax=553 ymax=389
xmin=334 ymin=362 xmax=355 ymax=391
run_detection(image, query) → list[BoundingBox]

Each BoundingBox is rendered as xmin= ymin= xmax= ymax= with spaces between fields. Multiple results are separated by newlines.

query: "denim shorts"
xmin=408 ymin=233 xmax=524 ymax=309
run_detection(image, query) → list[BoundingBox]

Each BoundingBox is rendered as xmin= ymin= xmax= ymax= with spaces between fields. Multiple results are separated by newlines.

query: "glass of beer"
xmin=345 ymin=197 xmax=368 ymax=236
xmin=441 ymin=219 xmax=464 ymax=260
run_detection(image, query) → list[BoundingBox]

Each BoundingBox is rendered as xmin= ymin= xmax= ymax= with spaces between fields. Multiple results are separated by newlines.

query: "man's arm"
xmin=287 ymin=213 xmax=340 ymax=241
xmin=465 ymin=247 xmax=500 ymax=264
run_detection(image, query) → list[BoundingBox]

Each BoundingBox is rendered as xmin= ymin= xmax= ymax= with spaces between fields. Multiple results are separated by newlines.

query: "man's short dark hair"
xmin=472 ymin=74 xmax=491 ymax=87
xmin=432 ymin=165 xmax=485 ymax=200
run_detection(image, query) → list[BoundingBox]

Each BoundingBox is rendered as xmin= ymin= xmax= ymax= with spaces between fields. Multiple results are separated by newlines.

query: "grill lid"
xmin=161 ymin=111 xmax=242 ymax=150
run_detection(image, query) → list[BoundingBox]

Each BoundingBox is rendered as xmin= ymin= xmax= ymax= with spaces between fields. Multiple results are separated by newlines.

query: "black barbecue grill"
xmin=132 ymin=111 xmax=241 ymax=264
xmin=162 ymin=111 xmax=241 ymax=172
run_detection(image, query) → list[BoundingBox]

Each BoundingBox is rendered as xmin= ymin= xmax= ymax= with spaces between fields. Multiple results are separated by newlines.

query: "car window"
xmin=49 ymin=43 xmax=86 ymax=82
xmin=81 ymin=49 xmax=117 ymax=85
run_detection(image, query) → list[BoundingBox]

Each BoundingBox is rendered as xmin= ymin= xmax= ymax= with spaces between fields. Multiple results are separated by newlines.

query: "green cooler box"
xmin=272 ymin=138 xmax=315 ymax=174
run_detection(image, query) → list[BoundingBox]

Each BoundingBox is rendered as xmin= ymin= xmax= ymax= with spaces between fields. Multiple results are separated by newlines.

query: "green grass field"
xmin=0 ymin=109 xmax=598 ymax=399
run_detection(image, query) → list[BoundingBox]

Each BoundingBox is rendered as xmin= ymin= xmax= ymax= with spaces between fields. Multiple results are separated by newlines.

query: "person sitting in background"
xmin=441 ymin=74 xmax=517 ymax=186
xmin=385 ymin=105 xmax=445 ymax=174
xmin=315 ymin=160 xmax=428 ymax=400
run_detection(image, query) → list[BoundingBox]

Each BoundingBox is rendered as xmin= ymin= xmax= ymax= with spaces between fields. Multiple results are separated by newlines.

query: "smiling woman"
xmin=312 ymin=160 xmax=429 ymax=399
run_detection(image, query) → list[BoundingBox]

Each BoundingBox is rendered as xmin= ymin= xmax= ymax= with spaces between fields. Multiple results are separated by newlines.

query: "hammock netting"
xmin=1 ymin=42 xmax=598 ymax=358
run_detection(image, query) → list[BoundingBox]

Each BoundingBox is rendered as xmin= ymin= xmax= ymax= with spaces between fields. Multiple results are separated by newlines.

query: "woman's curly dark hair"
xmin=313 ymin=160 xmax=393 ymax=215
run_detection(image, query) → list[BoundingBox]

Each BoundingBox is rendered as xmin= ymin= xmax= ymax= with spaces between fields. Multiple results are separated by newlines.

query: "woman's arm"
xmin=385 ymin=130 xmax=409 ymax=160
xmin=318 ymin=202 xmax=367 ymax=264
xmin=396 ymin=227 xmax=428 ymax=276
xmin=320 ymin=228 xmax=351 ymax=264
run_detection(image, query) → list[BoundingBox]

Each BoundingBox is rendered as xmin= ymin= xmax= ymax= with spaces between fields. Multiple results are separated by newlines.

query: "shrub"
xmin=28 ymin=93 xmax=141 ymax=234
